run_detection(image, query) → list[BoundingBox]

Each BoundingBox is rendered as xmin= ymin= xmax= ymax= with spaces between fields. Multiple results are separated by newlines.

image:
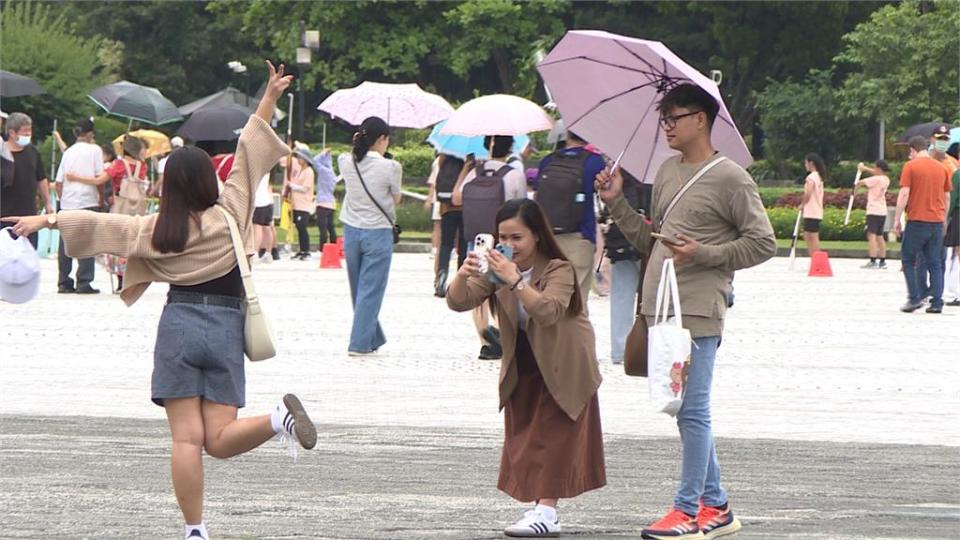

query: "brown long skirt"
xmin=497 ymin=331 xmax=606 ymax=502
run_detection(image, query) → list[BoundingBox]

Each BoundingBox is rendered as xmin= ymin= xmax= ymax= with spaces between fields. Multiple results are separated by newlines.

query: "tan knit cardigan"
xmin=58 ymin=116 xmax=289 ymax=306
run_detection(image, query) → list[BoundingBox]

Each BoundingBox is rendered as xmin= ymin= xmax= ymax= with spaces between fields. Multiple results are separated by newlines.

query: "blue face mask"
xmin=934 ymin=140 xmax=950 ymax=153
xmin=16 ymin=135 xmax=31 ymax=147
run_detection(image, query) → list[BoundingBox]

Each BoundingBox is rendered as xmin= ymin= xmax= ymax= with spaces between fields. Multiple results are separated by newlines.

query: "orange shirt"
xmin=900 ymin=156 xmax=952 ymax=222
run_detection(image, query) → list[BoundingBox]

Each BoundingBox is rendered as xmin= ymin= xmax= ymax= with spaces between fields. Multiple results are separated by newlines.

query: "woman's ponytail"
xmin=351 ymin=116 xmax=390 ymax=163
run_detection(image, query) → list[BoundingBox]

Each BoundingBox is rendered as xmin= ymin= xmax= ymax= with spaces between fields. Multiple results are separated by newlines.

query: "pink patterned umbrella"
xmin=440 ymin=94 xmax=554 ymax=137
xmin=537 ymin=30 xmax=752 ymax=182
xmin=317 ymin=82 xmax=453 ymax=129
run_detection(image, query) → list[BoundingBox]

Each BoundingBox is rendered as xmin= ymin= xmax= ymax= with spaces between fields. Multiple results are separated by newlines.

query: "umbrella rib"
xmin=540 ymin=56 xmax=665 ymax=81
xmin=564 ymin=79 xmax=678 ymax=129
xmin=612 ymin=39 xmax=666 ymax=85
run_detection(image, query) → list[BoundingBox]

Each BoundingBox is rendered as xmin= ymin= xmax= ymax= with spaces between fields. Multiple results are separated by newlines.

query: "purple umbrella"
xmin=537 ymin=30 xmax=752 ymax=182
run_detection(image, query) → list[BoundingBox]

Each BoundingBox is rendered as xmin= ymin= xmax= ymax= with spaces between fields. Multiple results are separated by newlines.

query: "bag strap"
xmin=658 ymin=155 xmax=726 ymax=230
xmin=215 ymin=206 xmax=258 ymax=305
xmin=352 ymin=157 xmax=395 ymax=227
xmin=654 ymin=258 xmax=683 ymax=325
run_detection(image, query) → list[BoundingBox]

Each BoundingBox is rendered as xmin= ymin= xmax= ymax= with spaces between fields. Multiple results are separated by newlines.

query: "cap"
xmin=0 ymin=229 xmax=41 ymax=304
xmin=933 ymin=125 xmax=950 ymax=140
xmin=170 ymin=136 xmax=184 ymax=148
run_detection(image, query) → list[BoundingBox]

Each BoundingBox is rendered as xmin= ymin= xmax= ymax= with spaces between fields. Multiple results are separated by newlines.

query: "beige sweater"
xmin=58 ymin=116 xmax=288 ymax=306
xmin=608 ymin=154 xmax=776 ymax=337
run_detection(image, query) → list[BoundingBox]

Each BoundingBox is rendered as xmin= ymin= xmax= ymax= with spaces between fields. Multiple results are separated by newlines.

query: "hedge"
xmin=766 ymin=206 xmax=869 ymax=241
xmin=774 ymin=189 xmax=898 ymax=209
xmin=316 ymin=142 xmax=434 ymax=181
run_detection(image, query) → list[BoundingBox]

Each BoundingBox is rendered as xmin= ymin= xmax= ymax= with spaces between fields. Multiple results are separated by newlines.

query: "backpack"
xmin=535 ymin=149 xmax=591 ymax=234
xmin=113 ymin=160 xmax=147 ymax=216
xmin=602 ymin=173 xmax=652 ymax=261
xmin=435 ymin=155 xmax=465 ymax=204
xmin=461 ymin=162 xmax=510 ymax=241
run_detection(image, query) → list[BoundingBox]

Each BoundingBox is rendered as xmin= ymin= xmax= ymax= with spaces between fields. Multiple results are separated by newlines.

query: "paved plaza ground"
xmin=1 ymin=252 xmax=958 ymax=539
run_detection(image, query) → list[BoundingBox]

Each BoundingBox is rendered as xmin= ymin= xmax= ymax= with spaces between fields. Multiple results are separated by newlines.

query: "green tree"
xmin=0 ymin=0 xmax=110 ymax=137
xmin=835 ymin=0 xmax=960 ymax=131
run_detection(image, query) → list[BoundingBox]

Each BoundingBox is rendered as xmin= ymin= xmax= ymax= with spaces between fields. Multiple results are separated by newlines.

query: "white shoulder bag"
xmin=216 ymin=206 xmax=277 ymax=361
xmin=647 ymin=258 xmax=691 ymax=416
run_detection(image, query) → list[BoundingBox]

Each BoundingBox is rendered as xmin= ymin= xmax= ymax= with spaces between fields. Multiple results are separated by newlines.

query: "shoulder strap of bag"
xmin=352 ymin=157 xmax=395 ymax=227
xmin=658 ymin=155 xmax=726 ymax=229
xmin=215 ymin=206 xmax=258 ymax=305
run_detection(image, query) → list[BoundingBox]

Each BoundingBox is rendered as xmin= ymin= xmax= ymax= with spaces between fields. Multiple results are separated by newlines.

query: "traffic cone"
xmin=319 ymin=243 xmax=341 ymax=269
xmin=336 ymin=237 xmax=345 ymax=258
xmin=808 ymin=250 xmax=833 ymax=277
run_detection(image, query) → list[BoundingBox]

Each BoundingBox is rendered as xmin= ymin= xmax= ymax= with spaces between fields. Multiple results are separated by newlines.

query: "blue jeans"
xmin=901 ymin=221 xmax=945 ymax=308
xmin=674 ymin=336 xmax=727 ymax=515
xmin=610 ymin=259 xmax=642 ymax=362
xmin=343 ymin=224 xmax=393 ymax=353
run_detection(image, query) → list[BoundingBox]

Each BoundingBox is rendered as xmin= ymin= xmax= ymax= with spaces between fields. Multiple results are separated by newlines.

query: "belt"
xmin=166 ymin=291 xmax=243 ymax=309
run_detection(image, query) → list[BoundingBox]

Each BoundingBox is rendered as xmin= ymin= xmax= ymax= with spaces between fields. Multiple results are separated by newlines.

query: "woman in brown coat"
xmin=447 ymin=198 xmax=606 ymax=537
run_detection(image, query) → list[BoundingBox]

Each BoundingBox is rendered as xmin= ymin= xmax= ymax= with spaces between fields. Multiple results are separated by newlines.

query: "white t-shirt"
xmin=158 ymin=155 xmax=169 ymax=175
xmin=254 ymin=174 xmax=272 ymax=207
xmin=56 ymin=141 xmax=104 ymax=210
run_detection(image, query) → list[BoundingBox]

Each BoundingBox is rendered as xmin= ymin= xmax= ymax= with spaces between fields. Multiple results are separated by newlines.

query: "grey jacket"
xmin=607 ymin=154 xmax=776 ymax=337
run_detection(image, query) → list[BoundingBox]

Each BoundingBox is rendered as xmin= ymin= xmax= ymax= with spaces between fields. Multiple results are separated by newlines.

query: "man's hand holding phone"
xmin=655 ymin=232 xmax=700 ymax=265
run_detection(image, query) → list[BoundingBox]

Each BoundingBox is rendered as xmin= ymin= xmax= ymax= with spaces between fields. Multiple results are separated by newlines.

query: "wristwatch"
xmin=46 ymin=213 xmax=57 ymax=227
xmin=515 ymin=280 xmax=526 ymax=291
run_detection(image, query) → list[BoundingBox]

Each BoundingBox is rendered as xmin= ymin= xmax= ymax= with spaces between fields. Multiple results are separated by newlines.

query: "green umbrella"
xmin=88 ymin=80 xmax=182 ymax=126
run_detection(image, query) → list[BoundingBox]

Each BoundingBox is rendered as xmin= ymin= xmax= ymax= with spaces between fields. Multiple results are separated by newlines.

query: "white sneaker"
xmin=504 ymin=509 xmax=561 ymax=537
xmin=259 ymin=252 xmax=272 ymax=264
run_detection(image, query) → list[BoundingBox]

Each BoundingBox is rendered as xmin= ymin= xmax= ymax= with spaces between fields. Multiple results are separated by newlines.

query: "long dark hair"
xmin=352 ymin=116 xmax=390 ymax=162
xmin=494 ymin=198 xmax=583 ymax=316
xmin=805 ymin=153 xmax=827 ymax=184
xmin=151 ymin=146 xmax=220 ymax=253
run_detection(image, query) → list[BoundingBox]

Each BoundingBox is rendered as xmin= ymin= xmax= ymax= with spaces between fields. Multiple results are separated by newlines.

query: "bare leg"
xmin=254 ymin=225 xmax=264 ymax=251
xmin=867 ymin=233 xmax=877 ymax=258
xmin=804 ymin=231 xmax=821 ymax=254
xmin=878 ymin=234 xmax=887 ymax=259
xmin=201 ymin=400 xmax=275 ymax=459
xmin=165 ymin=397 xmax=205 ymax=525
xmin=538 ymin=498 xmax=559 ymax=508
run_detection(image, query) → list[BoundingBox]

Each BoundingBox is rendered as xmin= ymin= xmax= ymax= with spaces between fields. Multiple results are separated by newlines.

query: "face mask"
xmin=934 ymin=140 xmax=950 ymax=153
xmin=16 ymin=135 xmax=31 ymax=146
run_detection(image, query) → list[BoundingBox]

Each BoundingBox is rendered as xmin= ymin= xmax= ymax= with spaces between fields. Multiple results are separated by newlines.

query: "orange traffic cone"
xmin=319 ymin=243 xmax=342 ymax=269
xmin=336 ymin=237 xmax=345 ymax=258
xmin=808 ymin=250 xmax=833 ymax=277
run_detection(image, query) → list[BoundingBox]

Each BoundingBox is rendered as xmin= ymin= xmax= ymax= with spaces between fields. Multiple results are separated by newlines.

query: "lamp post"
xmin=296 ymin=21 xmax=320 ymax=142
xmin=227 ymin=60 xmax=249 ymax=108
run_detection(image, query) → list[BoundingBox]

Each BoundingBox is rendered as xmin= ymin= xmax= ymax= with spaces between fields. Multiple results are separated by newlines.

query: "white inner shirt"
xmin=517 ymin=267 xmax=534 ymax=331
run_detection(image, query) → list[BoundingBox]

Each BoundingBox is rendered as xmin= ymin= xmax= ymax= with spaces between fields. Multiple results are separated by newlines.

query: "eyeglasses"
xmin=658 ymin=111 xmax=701 ymax=129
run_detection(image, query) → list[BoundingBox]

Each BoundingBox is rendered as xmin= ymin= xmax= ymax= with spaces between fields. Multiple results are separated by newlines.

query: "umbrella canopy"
xmin=898 ymin=121 xmax=953 ymax=143
xmin=0 ymin=71 xmax=46 ymax=98
xmin=318 ymin=82 xmax=453 ymax=129
xmin=427 ymin=119 xmax=530 ymax=160
xmin=88 ymin=80 xmax=183 ymax=126
xmin=177 ymin=105 xmax=249 ymax=142
xmin=440 ymin=94 xmax=554 ymax=137
xmin=950 ymin=127 xmax=960 ymax=147
xmin=537 ymin=30 xmax=751 ymax=181
xmin=113 ymin=130 xmax=172 ymax=159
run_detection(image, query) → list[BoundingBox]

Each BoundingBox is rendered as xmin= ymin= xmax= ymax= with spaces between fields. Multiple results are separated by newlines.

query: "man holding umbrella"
xmin=597 ymin=84 xmax=775 ymax=539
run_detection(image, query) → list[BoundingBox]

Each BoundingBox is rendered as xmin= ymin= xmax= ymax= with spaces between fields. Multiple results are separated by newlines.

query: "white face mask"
xmin=16 ymin=135 xmax=31 ymax=147
xmin=933 ymin=140 xmax=950 ymax=153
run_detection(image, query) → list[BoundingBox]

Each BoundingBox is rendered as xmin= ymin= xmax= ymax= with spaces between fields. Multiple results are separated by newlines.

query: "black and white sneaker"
xmin=185 ymin=528 xmax=206 ymax=539
xmin=280 ymin=394 xmax=317 ymax=450
xmin=504 ymin=509 xmax=561 ymax=537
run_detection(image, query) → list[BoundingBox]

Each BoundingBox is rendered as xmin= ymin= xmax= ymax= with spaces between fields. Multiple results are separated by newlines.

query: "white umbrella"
xmin=317 ymin=82 xmax=453 ymax=129
xmin=440 ymin=94 xmax=554 ymax=137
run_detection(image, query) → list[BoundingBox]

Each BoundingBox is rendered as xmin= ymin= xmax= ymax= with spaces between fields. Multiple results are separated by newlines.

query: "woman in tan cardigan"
xmin=8 ymin=62 xmax=317 ymax=540
xmin=446 ymin=198 xmax=606 ymax=538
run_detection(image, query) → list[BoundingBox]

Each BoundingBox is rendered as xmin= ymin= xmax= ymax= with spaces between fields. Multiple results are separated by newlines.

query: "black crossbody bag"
xmin=353 ymin=158 xmax=401 ymax=244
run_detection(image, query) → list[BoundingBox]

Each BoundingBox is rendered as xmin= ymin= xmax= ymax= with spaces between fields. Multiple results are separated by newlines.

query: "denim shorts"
xmin=152 ymin=291 xmax=246 ymax=408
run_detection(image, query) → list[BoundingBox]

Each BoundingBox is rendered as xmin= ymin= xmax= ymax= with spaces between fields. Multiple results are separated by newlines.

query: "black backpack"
xmin=535 ymin=149 xmax=591 ymax=234
xmin=602 ymin=173 xmax=652 ymax=261
xmin=435 ymin=155 xmax=464 ymax=203
xmin=462 ymin=162 xmax=510 ymax=241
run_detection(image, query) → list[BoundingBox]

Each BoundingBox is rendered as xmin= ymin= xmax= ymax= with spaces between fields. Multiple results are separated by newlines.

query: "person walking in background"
xmin=446 ymin=199 xmax=606 ymax=538
xmin=289 ymin=148 xmax=316 ymax=260
xmin=431 ymin=153 xmax=467 ymax=298
xmin=535 ymin=131 xmax=605 ymax=308
xmin=314 ymin=150 xmax=339 ymax=249
xmin=252 ymin=172 xmax=278 ymax=263
xmin=98 ymin=143 xmax=118 ymax=211
xmin=338 ymin=116 xmax=402 ymax=356
xmin=945 ymin=167 xmax=960 ymax=306
xmin=856 ymin=160 xmax=891 ymax=269
xmin=8 ymin=61 xmax=317 ymax=540
xmin=597 ymin=84 xmax=776 ymax=540
xmin=55 ymin=118 xmax=106 ymax=294
xmin=0 ymin=112 xmax=53 ymax=248
xmin=801 ymin=152 xmax=826 ymax=255
xmin=896 ymin=135 xmax=952 ymax=313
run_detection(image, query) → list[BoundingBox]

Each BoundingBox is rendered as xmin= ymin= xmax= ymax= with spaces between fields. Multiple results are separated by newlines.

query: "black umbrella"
xmin=177 ymin=105 xmax=250 ymax=142
xmin=88 ymin=80 xmax=183 ymax=126
xmin=0 ymin=70 xmax=47 ymax=97
xmin=898 ymin=121 xmax=953 ymax=143
xmin=178 ymin=87 xmax=255 ymax=116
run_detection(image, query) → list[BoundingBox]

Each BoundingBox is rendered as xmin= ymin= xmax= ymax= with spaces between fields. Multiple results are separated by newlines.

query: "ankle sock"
xmin=880 ymin=258 xmax=886 ymax=264
xmin=869 ymin=257 xmax=876 ymax=263
xmin=184 ymin=523 xmax=207 ymax=539
xmin=270 ymin=403 xmax=294 ymax=435
xmin=535 ymin=504 xmax=557 ymax=522
xmin=258 ymin=248 xmax=266 ymax=257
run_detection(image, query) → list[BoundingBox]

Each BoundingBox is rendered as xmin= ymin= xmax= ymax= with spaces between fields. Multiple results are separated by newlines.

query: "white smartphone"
xmin=473 ymin=233 xmax=494 ymax=273
xmin=651 ymin=232 xmax=686 ymax=247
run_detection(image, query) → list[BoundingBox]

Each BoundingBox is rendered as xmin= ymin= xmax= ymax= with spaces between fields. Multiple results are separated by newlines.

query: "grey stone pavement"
xmin=1 ymin=253 xmax=958 ymax=539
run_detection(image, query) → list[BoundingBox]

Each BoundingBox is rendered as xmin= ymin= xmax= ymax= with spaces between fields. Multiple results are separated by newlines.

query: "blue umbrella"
xmin=427 ymin=119 xmax=529 ymax=160
xmin=950 ymin=127 xmax=960 ymax=147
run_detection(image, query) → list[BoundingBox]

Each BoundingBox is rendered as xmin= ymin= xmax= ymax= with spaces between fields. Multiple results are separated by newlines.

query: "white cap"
xmin=171 ymin=136 xmax=184 ymax=148
xmin=0 ymin=229 xmax=41 ymax=304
